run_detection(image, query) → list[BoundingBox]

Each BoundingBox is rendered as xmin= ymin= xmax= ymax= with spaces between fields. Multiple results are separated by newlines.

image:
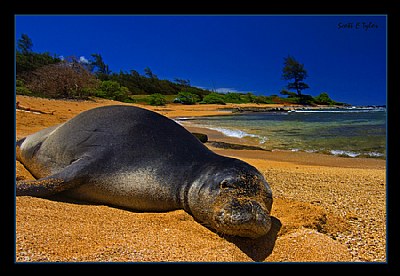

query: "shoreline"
xmin=179 ymin=118 xmax=386 ymax=162
xmin=15 ymin=95 xmax=386 ymax=262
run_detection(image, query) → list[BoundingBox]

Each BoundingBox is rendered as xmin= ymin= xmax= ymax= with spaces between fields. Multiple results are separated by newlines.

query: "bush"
xmin=175 ymin=91 xmax=200 ymax=105
xmin=224 ymin=92 xmax=242 ymax=103
xmin=21 ymin=62 xmax=99 ymax=99
xmin=280 ymin=89 xmax=298 ymax=98
xmin=243 ymin=92 xmax=257 ymax=103
xmin=253 ymin=95 xmax=275 ymax=104
xmin=16 ymin=79 xmax=32 ymax=95
xmin=201 ymin=92 xmax=226 ymax=104
xmin=95 ymin=80 xmax=131 ymax=102
xmin=16 ymin=86 xmax=32 ymax=96
xmin=298 ymin=94 xmax=315 ymax=105
xmin=149 ymin=93 xmax=167 ymax=106
xmin=313 ymin=92 xmax=335 ymax=105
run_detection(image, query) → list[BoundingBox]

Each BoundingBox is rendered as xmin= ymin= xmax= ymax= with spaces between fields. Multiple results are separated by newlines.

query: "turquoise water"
xmin=179 ymin=108 xmax=386 ymax=159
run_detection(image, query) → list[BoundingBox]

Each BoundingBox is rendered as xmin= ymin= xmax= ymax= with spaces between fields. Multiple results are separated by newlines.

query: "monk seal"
xmin=16 ymin=105 xmax=273 ymax=238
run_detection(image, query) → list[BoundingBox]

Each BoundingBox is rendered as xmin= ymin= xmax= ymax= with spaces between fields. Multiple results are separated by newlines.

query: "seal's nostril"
xmin=220 ymin=180 xmax=229 ymax=189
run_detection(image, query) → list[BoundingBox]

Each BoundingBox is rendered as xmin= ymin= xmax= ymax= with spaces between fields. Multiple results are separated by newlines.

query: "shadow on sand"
xmin=47 ymin=194 xmax=282 ymax=262
xmin=223 ymin=216 xmax=282 ymax=262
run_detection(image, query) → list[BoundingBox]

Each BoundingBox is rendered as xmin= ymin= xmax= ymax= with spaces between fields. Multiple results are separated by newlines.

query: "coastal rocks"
xmin=191 ymin=132 xmax=208 ymax=143
xmin=207 ymin=141 xmax=267 ymax=151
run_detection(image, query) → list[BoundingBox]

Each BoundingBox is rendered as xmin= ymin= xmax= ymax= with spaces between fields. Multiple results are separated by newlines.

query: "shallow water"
xmin=179 ymin=108 xmax=386 ymax=159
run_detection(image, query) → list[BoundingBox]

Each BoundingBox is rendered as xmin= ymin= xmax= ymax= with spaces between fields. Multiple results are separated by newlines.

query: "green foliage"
xmin=175 ymin=91 xmax=200 ymax=104
xmin=149 ymin=93 xmax=167 ymax=106
xmin=181 ymin=87 xmax=209 ymax=101
xmin=16 ymin=86 xmax=32 ymax=96
xmin=244 ymin=93 xmax=256 ymax=103
xmin=224 ymin=92 xmax=242 ymax=103
xmin=279 ymin=90 xmax=341 ymax=106
xmin=16 ymin=52 xmax=61 ymax=75
xmin=16 ymin=79 xmax=24 ymax=87
xmin=253 ymin=95 xmax=275 ymax=104
xmin=298 ymin=94 xmax=314 ymax=105
xmin=16 ymin=79 xmax=32 ymax=95
xmin=280 ymin=89 xmax=298 ymax=98
xmin=108 ymin=71 xmax=184 ymax=95
xmin=313 ymin=92 xmax=335 ymax=105
xmin=201 ymin=92 xmax=226 ymax=104
xmin=95 ymin=80 xmax=130 ymax=102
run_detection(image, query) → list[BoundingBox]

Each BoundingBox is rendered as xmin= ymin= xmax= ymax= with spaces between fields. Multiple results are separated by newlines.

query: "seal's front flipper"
xmin=17 ymin=177 xmax=67 ymax=197
xmin=16 ymin=156 xmax=92 ymax=197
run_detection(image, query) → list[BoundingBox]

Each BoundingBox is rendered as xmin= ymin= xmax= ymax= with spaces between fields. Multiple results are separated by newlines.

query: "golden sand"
xmin=15 ymin=95 xmax=386 ymax=262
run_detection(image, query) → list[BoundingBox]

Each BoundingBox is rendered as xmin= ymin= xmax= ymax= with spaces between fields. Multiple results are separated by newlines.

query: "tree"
xmin=130 ymin=69 xmax=140 ymax=78
xmin=174 ymin=78 xmax=190 ymax=86
xmin=16 ymin=51 xmax=61 ymax=75
xmin=16 ymin=34 xmax=61 ymax=75
xmin=280 ymin=89 xmax=298 ymax=98
xmin=144 ymin=67 xmax=157 ymax=79
xmin=17 ymin=34 xmax=33 ymax=55
xmin=90 ymin=53 xmax=111 ymax=76
xmin=282 ymin=55 xmax=309 ymax=96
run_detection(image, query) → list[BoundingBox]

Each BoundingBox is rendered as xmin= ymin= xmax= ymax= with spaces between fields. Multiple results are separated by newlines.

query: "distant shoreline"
xmin=223 ymin=105 xmax=387 ymax=114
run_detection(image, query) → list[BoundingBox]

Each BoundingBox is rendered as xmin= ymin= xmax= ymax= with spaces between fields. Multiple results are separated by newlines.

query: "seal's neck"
xmin=179 ymin=162 xmax=224 ymax=223
xmin=179 ymin=180 xmax=193 ymax=214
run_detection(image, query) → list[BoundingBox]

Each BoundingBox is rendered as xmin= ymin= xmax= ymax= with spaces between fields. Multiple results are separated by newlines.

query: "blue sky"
xmin=15 ymin=15 xmax=387 ymax=105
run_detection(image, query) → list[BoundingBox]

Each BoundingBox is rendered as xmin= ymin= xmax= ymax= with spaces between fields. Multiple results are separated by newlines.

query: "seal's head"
xmin=187 ymin=158 xmax=273 ymax=239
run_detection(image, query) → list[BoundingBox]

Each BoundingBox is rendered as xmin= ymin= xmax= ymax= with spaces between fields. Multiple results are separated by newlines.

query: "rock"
xmin=191 ymin=132 xmax=208 ymax=143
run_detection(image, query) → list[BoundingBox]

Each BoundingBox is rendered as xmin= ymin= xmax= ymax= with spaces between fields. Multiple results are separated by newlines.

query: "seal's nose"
xmin=214 ymin=198 xmax=272 ymax=238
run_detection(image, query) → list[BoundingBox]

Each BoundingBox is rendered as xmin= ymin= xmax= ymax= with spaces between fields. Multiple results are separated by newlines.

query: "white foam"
xmin=207 ymin=126 xmax=268 ymax=143
xmin=208 ymin=127 xmax=252 ymax=138
xmin=330 ymin=150 xmax=360 ymax=157
xmin=366 ymin=152 xmax=384 ymax=157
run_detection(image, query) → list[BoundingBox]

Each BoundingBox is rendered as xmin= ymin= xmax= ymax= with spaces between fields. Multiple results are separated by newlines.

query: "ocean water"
xmin=179 ymin=107 xmax=386 ymax=159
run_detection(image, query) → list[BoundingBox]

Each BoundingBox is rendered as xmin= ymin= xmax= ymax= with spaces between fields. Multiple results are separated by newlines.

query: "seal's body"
xmin=16 ymin=105 xmax=273 ymax=238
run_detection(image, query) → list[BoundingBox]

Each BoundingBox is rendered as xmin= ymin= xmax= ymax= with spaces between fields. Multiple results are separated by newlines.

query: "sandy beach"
xmin=15 ymin=95 xmax=386 ymax=262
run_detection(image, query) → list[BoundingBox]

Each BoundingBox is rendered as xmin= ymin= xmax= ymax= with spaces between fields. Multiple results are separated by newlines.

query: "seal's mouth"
xmin=212 ymin=198 xmax=272 ymax=239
